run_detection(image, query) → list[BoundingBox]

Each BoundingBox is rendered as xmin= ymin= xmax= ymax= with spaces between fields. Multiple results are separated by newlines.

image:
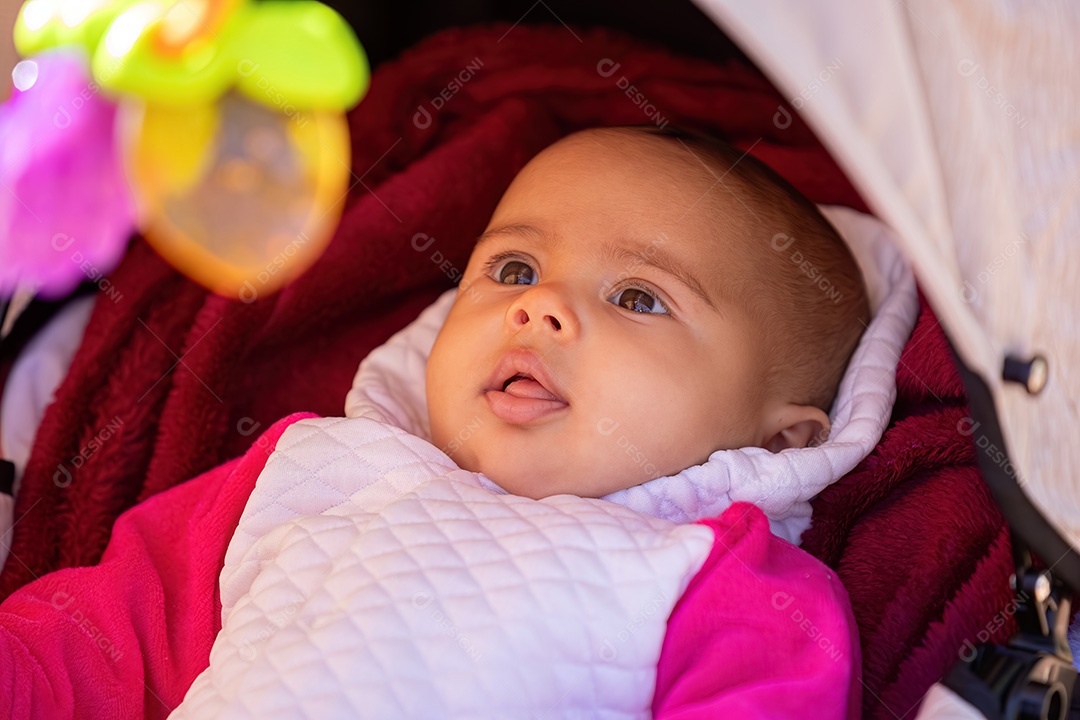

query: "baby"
xmin=0 ymin=125 xmax=873 ymax=720
xmin=427 ymin=125 xmax=869 ymax=499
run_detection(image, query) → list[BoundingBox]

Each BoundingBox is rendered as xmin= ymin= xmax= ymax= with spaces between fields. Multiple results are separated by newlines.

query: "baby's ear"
xmin=759 ymin=404 xmax=831 ymax=453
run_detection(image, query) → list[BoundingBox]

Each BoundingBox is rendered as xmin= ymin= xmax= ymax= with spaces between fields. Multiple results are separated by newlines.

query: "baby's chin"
xmin=467 ymin=461 xmax=555 ymax=499
xmin=471 ymin=456 xmax=643 ymax=500
xmin=431 ymin=418 xmax=668 ymax=498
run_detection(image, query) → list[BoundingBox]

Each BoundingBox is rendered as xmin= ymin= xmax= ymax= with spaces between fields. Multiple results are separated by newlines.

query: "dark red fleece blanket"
xmin=1 ymin=24 xmax=1010 ymax=719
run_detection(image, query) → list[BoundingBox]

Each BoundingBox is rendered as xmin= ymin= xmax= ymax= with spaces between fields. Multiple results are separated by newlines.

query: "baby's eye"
xmin=487 ymin=257 xmax=538 ymax=285
xmin=611 ymin=286 xmax=669 ymax=315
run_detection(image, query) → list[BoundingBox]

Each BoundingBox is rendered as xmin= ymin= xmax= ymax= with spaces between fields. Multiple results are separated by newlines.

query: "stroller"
xmin=0 ymin=0 xmax=1075 ymax=717
xmin=696 ymin=2 xmax=1080 ymax=717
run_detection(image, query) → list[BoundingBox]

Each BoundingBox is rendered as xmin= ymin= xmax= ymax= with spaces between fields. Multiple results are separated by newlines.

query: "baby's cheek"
xmin=425 ymin=380 xmax=456 ymax=452
xmin=427 ymin=408 xmax=448 ymax=452
xmin=631 ymin=387 xmax=726 ymax=468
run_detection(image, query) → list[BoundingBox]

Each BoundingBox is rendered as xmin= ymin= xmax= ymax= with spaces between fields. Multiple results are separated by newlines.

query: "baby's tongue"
xmin=504 ymin=377 xmax=562 ymax=402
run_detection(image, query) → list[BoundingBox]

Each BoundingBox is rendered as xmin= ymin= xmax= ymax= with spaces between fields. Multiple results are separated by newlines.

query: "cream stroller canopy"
xmin=694 ymin=1 xmax=1080 ymax=717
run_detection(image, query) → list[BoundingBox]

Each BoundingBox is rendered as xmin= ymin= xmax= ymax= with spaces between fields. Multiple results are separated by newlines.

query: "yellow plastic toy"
xmin=13 ymin=0 xmax=369 ymax=297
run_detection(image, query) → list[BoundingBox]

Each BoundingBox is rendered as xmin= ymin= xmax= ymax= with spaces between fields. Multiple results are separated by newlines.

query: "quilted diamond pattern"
xmin=171 ymin=417 xmax=714 ymax=719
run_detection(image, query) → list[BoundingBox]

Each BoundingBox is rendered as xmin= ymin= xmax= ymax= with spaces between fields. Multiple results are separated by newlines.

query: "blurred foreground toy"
xmin=0 ymin=0 xmax=368 ymax=314
xmin=0 ymin=50 xmax=134 ymax=301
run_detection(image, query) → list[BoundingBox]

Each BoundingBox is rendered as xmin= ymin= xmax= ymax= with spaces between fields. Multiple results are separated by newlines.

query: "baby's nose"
xmin=511 ymin=308 xmax=561 ymax=331
xmin=507 ymin=285 xmax=579 ymax=340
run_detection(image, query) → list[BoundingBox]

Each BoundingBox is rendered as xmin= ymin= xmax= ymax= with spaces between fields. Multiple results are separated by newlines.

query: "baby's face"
xmin=426 ymin=129 xmax=794 ymax=499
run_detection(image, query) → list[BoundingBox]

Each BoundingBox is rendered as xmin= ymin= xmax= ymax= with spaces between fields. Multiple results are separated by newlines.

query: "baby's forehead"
xmin=493 ymin=139 xmax=761 ymax=242
xmin=552 ymin=127 xmax=715 ymax=171
xmin=483 ymin=127 xmax=797 ymax=273
xmin=517 ymin=130 xmax=744 ymax=208
xmin=546 ymin=131 xmax=761 ymax=215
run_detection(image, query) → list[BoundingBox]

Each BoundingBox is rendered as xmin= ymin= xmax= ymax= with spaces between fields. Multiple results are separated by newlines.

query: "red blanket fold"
xmin=3 ymin=24 xmax=1008 ymax=719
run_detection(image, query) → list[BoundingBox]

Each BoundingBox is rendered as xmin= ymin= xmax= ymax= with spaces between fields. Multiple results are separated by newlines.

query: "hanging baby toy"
xmin=0 ymin=0 xmax=368 ymax=310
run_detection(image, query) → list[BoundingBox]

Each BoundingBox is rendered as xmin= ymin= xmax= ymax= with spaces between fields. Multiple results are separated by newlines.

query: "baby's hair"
xmin=621 ymin=125 xmax=870 ymax=414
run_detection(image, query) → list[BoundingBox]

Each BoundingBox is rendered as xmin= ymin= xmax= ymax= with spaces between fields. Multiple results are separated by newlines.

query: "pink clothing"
xmin=0 ymin=415 xmax=859 ymax=718
xmin=654 ymin=511 xmax=861 ymax=718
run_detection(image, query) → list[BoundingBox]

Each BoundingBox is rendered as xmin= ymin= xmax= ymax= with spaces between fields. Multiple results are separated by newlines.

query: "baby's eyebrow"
xmin=475 ymin=223 xmax=550 ymax=248
xmin=600 ymin=241 xmax=719 ymax=313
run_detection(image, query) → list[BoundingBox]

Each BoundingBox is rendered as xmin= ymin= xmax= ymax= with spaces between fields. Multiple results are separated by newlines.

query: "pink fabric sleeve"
xmin=0 ymin=413 xmax=313 ymax=720
xmin=653 ymin=502 xmax=862 ymax=719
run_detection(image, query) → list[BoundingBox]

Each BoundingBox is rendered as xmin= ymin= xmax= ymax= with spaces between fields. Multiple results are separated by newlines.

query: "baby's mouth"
xmin=484 ymin=350 xmax=570 ymax=425
xmin=501 ymin=374 xmax=563 ymax=402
